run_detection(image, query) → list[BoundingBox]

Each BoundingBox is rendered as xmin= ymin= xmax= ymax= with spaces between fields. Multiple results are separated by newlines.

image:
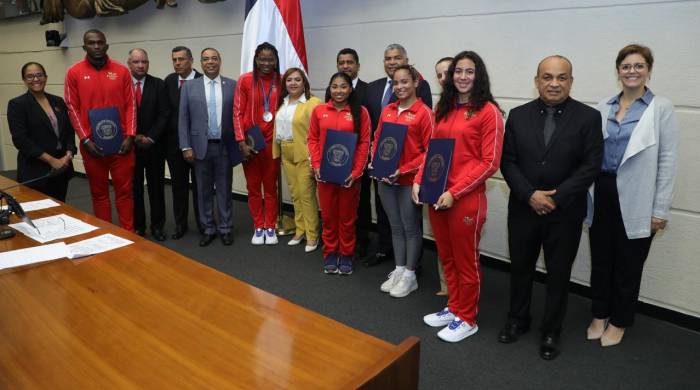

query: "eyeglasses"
xmin=24 ymin=73 xmax=46 ymax=81
xmin=618 ymin=63 xmax=648 ymax=72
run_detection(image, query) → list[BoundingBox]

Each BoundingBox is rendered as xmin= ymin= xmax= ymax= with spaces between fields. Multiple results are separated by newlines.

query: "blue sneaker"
xmin=323 ymin=253 xmax=338 ymax=274
xmin=338 ymin=255 xmax=354 ymax=275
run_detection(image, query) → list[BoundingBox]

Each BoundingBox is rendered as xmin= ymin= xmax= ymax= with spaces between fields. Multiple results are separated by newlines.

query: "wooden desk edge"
xmin=342 ymin=336 xmax=420 ymax=390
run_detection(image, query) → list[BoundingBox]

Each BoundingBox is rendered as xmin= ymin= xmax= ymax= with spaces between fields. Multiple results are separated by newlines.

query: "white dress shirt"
xmin=275 ymin=94 xmax=307 ymax=141
xmin=203 ymin=75 xmax=223 ymax=135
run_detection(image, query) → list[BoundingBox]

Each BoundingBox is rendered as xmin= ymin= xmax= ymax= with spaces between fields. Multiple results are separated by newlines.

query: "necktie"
xmin=543 ymin=107 xmax=556 ymax=146
xmin=208 ymin=80 xmax=219 ymax=139
xmin=381 ymin=80 xmax=393 ymax=108
xmin=135 ymin=81 xmax=142 ymax=107
xmin=179 ymin=79 xmax=185 ymax=89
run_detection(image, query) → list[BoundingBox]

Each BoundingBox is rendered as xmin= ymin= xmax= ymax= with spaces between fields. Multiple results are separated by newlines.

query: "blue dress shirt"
xmin=602 ymin=88 xmax=654 ymax=172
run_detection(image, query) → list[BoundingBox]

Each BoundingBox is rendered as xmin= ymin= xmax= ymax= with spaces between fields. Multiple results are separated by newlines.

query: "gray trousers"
xmin=193 ymin=141 xmax=233 ymax=235
xmin=377 ymin=183 xmax=423 ymax=269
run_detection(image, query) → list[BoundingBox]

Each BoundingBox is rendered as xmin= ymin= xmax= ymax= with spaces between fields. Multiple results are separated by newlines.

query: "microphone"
xmin=0 ymin=171 xmax=56 ymax=192
xmin=0 ymin=173 xmax=54 ymax=229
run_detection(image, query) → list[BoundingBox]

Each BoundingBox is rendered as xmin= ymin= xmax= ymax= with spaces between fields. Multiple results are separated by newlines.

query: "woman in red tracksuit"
xmin=233 ymin=42 xmax=282 ymax=245
xmin=307 ymin=72 xmax=370 ymax=275
xmin=370 ymin=65 xmax=432 ymax=298
xmin=414 ymin=51 xmax=504 ymax=343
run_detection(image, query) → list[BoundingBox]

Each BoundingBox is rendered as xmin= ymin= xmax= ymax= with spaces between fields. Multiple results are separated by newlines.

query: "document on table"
xmin=0 ymin=198 xmax=60 ymax=212
xmin=8 ymin=213 xmax=98 ymax=243
xmin=67 ymin=234 xmax=133 ymax=259
xmin=0 ymin=234 xmax=133 ymax=270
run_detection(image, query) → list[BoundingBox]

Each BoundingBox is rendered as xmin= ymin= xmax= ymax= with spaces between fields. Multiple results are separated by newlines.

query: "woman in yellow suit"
xmin=273 ymin=67 xmax=322 ymax=252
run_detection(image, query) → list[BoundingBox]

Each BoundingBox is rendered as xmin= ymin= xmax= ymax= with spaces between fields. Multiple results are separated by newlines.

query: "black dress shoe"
xmin=135 ymin=229 xmax=146 ymax=237
xmin=199 ymin=234 xmax=216 ymax=247
xmin=498 ymin=322 xmax=530 ymax=344
xmin=171 ymin=225 xmax=188 ymax=240
xmin=151 ymin=229 xmax=167 ymax=242
xmin=220 ymin=233 xmax=233 ymax=246
xmin=539 ymin=333 xmax=561 ymax=360
xmin=363 ymin=251 xmax=392 ymax=267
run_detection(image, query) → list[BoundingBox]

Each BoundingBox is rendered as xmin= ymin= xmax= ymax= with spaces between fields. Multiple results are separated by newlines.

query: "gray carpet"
xmin=57 ymin=176 xmax=700 ymax=389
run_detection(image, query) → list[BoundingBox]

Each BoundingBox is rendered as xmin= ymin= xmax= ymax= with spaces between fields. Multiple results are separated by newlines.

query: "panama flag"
xmin=240 ymin=0 xmax=309 ymax=75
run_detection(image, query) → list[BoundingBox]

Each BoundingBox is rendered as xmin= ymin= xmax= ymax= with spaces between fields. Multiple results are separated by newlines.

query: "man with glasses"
xmin=64 ymin=29 xmax=136 ymax=231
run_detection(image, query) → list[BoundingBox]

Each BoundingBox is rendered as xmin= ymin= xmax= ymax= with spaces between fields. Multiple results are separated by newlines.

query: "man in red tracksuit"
xmin=65 ymin=29 xmax=136 ymax=230
xmin=234 ymin=43 xmax=281 ymax=245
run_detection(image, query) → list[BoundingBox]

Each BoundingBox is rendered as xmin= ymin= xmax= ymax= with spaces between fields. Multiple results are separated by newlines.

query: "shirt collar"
xmin=607 ymin=88 xmax=654 ymax=105
xmin=284 ymin=94 xmax=307 ymax=106
xmin=204 ymin=74 xmax=222 ymax=84
xmin=132 ymin=76 xmax=145 ymax=86
xmin=179 ymin=70 xmax=196 ymax=81
xmin=537 ymin=96 xmax=570 ymax=115
xmin=390 ymin=97 xmax=422 ymax=113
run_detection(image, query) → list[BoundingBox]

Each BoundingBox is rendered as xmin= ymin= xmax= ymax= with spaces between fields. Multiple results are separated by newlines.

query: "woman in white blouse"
xmin=273 ymin=68 xmax=322 ymax=252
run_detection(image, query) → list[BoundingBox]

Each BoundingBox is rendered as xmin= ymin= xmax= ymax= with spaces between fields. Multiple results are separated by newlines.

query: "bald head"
xmin=535 ymin=55 xmax=574 ymax=106
xmin=127 ymin=48 xmax=149 ymax=80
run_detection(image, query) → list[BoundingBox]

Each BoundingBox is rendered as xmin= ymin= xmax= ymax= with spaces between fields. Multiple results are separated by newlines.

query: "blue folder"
xmin=320 ymin=129 xmax=358 ymax=185
xmin=88 ymin=107 xmax=123 ymax=156
xmin=419 ymin=138 xmax=455 ymax=204
xmin=371 ymin=122 xmax=407 ymax=180
xmin=226 ymin=125 xmax=266 ymax=166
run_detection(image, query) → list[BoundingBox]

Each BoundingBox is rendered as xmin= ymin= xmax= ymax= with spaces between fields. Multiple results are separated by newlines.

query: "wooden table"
xmin=0 ymin=176 xmax=419 ymax=389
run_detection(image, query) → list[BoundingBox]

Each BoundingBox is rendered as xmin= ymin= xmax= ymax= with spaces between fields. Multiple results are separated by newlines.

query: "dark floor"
xmin=34 ymin=176 xmax=700 ymax=389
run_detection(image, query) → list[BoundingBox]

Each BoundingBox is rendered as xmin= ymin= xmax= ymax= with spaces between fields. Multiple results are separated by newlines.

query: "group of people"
xmin=7 ymin=27 xmax=678 ymax=360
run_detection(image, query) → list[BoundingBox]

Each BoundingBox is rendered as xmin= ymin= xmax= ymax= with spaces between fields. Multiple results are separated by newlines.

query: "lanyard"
xmin=258 ymin=78 xmax=274 ymax=114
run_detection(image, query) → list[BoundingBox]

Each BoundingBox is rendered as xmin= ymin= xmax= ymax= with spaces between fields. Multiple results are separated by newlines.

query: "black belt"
xmin=208 ymin=139 xmax=221 ymax=143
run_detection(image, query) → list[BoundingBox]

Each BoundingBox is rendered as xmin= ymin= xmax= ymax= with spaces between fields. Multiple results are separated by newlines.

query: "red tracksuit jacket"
xmin=415 ymin=101 xmax=504 ymax=199
xmin=371 ymin=98 xmax=433 ymax=186
xmin=233 ymin=71 xmax=281 ymax=143
xmin=64 ymin=57 xmax=136 ymax=141
xmin=307 ymin=102 xmax=371 ymax=180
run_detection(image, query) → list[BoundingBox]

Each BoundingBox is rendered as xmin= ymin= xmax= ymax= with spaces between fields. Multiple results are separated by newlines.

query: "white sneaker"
xmin=380 ymin=268 xmax=405 ymax=293
xmin=288 ymin=235 xmax=305 ymax=246
xmin=251 ymin=228 xmax=264 ymax=245
xmin=437 ymin=317 xmax=478 ymax=343
xmin=264 ymin=228 xmax=278 ymax=245
xmin=423 ymin=307 xmax=456 ymax=327
xmin=390 ymin=274 xmax=418 ymax=298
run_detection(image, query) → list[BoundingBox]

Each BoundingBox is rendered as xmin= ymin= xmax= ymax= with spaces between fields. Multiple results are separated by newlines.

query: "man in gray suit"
xmin=179 ymin=47 xmax=235 ymax=247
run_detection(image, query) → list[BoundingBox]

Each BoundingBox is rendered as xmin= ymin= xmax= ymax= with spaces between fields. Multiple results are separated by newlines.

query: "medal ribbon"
xmin=258 ymin=78 xmax=274 ymax=118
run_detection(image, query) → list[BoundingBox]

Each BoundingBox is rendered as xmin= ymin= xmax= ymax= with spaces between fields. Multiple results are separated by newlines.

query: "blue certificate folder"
xmin=419 ymin=138 xmax=455 ymax=204
xmin=371 ymin=122 xmax=407 ymax=180
xmin=88 ymin=107 xmax=123 ymax=155
xmin=320 ymin=129 xmax=358 ymax=185
xmin=226 ymin=125 xmax=266 ymax=166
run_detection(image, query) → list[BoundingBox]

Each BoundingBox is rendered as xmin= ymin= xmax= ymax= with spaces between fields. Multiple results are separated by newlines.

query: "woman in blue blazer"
xmin=586 ymin=44 xmax=679 ymax=347
xmin=7 ymin=62 xmax=76 ymax=201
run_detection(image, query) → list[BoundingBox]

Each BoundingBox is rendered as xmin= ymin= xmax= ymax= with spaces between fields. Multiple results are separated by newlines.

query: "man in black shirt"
xmin=499 ymin=55 xmax=603 ymax=360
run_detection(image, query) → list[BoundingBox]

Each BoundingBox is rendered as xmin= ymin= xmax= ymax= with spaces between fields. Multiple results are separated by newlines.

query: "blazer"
xmin=586 ymin=95 xmax=678 ymax=238
xmin=178 ymin=75 xmax=236 ymax=160
xmin=272 ymin=95 xmax=322 ymax=163
xmin=324 ymin=78 xmax=368 ymax=105
xmin=501 ymin=97 xmax=603 ymax=221
xmin=365 ymin=77 xmax=432 ymax=133
xmin=163 ymin=70 xmax=202 ymax=153
xmin=7 ymin=91 xmax=77 ymax=182
xmin=136 ymin=74 xmax=169 ymax=145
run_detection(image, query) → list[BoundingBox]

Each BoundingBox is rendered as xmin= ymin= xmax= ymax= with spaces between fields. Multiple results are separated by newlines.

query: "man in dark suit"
xmin=128 ymin=48 xmax=169 ymax=240
xmin=363 ymin=43 xmax=432 ymax=266
xmin=178 ymin=47 xmax=235 ymax=247
xmin=164 ymin=46 xmax=203 ymax=239
xmin=499 ymin=55 xmax=603 ymax=360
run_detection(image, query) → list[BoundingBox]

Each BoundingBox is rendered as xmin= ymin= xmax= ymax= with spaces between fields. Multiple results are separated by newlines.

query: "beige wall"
xmin=1 ymin=0 xmax=698 ymax=317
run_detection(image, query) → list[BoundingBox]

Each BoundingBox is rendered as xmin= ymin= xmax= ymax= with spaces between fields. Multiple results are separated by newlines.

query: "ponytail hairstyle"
xmin=435 ymin=50 xmax=501 ymax=123
xmin=328 ymin=72 xmax=362 ymax=134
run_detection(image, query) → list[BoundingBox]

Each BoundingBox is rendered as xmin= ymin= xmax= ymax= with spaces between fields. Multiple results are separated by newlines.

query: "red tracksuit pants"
xmin=242 ymin=146 xmax=280 ymax=229
xmin=428 ymin=190 xmax=487 ymax=326
xmin=318 ymin=180 xmax=360 ymax=258
xmin=80 ymin=144 xmax=135 ymax=231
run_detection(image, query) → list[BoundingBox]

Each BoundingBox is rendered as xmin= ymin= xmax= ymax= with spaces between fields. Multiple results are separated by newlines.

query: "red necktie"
xmin=179 ymin=79 xmax=185 ymax=89
xmin=135 ymin=81 xmax=142 ymax=107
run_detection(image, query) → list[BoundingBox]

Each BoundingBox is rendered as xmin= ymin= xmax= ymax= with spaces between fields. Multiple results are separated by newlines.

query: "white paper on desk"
xmin=67 ymin=234 xmax=133 ymax=259
xmin=9 ymin=213 xmax=98 ymax=243
xmin=0 ymin=242 xmax=70 ymax=270
xmin=0 ymin=198 xmax=60 ymax=212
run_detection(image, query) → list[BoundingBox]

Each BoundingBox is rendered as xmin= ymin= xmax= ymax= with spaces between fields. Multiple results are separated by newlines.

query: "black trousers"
xmin=507 ymin=216 xmax=583 ymax=334
xmin=134 ymin=145 xmax=166 ymax=232
xmin=356 ymin=174 xmax=392 ymax=254
xmin=589 ymin=173 xmax=653 ymax=327
xmin=26 ymin=171 xmax=71 ymax=203
xmin=165 ymin=147 xmax=202 ymax=232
